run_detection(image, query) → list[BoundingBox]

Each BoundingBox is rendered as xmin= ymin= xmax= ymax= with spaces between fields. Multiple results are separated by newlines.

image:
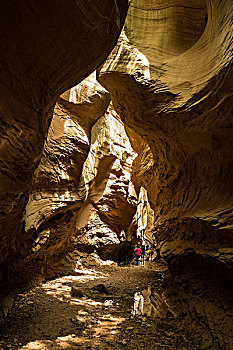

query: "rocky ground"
xmin=0 ymin=262 xmax=200 ymax=350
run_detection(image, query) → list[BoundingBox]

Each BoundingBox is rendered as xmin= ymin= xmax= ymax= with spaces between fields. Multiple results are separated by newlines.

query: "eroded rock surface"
xmin=99 ymin=0 xmax=233 ymax=228
xmin=19 ymin=75 xmax=112 ymax=285
xmin=1 ymin=1 xmax=233 ymax=348
xmin=0 ymin=0 xmax=128 ymax=296
xmin=75 ymin=103 xmax=139 ymax=261
xmin=97 ymin=0 xmax=233 ymax=348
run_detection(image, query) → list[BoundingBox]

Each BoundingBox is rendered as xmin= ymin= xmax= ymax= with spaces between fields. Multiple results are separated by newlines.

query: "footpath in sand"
xmin=0 ymin=263 xmax=198 ymax=350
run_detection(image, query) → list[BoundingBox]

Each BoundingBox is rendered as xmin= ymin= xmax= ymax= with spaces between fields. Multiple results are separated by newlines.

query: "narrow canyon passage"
xmin=0 ymin=262 xmax=199 ymax=350
xmin=1 ymin=1 xmax=233 ymax=350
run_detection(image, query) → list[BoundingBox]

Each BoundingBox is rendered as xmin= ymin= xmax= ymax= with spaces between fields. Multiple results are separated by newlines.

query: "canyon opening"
xmin=0 ymin=1 xmax=233 ymax=349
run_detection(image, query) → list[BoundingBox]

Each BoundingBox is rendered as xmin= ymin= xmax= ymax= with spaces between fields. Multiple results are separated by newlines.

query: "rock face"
xmin=1 ymin=1 xmax=233 ymax=348
xmin=0 ymin=1 xmax=128 ymax=293
xmin=1 ymin=70 xmax=138 ymax=294
xmin=98 ymin=0 xmax=233 ymax=348
xmin=75 ymin=102 xmax=138 ymax=261
xmin=99 ymin=0 xmax=233 ymax=228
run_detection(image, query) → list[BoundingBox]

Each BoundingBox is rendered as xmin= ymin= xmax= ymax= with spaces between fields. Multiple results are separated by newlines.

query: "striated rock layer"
xmin=99 ymin=0 xmax=233 ymax=228
xmin=98 ymin=0 xmax=233 ymax=348
xmin=1 ymin=0 xmax=233 ymax=347
xmin=75 ymin=102 xmax=138 ymax=261
xmin=0 ymin=1 xmax=128 ymax=294
xmin=0 ymin=69 xmax=139 ymax=301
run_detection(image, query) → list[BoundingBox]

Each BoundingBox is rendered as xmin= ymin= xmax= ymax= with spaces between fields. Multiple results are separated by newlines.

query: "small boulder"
xmin=91 ymin=284 xmax=108 ymax=294
xmin=71 ymin=287 xmax=84 ymax=298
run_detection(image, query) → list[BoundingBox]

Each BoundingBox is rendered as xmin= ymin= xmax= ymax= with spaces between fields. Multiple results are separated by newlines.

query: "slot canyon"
xmin=0 ymin=1 xmax=233 ymax=349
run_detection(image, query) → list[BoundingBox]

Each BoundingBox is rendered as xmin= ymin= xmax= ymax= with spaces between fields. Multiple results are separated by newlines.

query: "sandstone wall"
xmin=0 ymin=0 xmax=128 ymax=295
xmin=1 ymin=1 xmax=233 ymax=346
xmin=98 ymin=0 xmax=233 ymax=347
xmin=75 ymin=101 xmax=138 ymax=261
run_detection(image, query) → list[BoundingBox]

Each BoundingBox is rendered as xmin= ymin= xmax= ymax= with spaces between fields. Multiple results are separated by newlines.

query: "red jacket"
xmin=135 ymin=248 xmax=142 ymax=256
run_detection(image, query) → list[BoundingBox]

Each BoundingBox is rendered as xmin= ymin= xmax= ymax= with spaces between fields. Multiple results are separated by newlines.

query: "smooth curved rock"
xmin=126 ymin=0 xmax=207 ymax=66
xmin=97 ymin=0 xmax=233 ymax=347
xmin=57 ymin=73 xmax=111 ymax=141
xmin=0 ymin=0 xmax=128 ymax=290
xmin=99 ymin=0 xmax=233 ymax=229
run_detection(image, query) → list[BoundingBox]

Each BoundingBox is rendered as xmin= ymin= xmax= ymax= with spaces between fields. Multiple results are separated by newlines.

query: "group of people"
xmin=117 ymin=241 xmax=154 ymax=266
xmin=134 ymin=242 xmax=153 ymax=266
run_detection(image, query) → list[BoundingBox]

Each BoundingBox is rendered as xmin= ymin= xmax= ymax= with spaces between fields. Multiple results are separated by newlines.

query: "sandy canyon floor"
xmin=0 ymin=263 xmax=200 ymax=350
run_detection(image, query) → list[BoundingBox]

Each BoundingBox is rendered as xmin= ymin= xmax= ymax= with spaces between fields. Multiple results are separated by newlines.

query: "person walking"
xmin=134 ymin=246 xmax=142 ymax=266
xmin=146 ymin=249 xmax=153 ymax=261
xmin=141 ymin=243 xmax=146 ymax=266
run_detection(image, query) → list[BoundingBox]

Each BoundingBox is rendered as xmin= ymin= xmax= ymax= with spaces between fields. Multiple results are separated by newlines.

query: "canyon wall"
xmin=1 ymin=1 xmax=233 ymax=347
xmin=1 ymin=69 xmax=139 ymax=301
xmin=0 ymin=0 xmax=128 ymax=295
xmin=98 ymin=0 xmax=233 ymax=348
